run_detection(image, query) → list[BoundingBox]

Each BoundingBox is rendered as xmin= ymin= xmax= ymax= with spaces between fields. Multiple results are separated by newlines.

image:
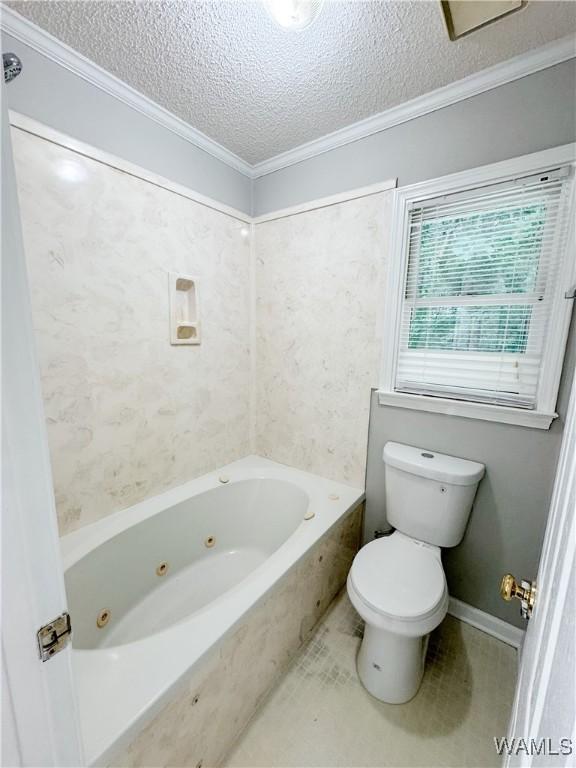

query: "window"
xmin=380 ymin=148 xmax=575 ymax=429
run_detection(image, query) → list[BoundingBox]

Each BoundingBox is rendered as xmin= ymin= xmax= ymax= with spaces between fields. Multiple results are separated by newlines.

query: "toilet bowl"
xmin=347 ymin=532 xmax=448 ymax=703
xmin=348 ymin=442 xmax=484 ymax=704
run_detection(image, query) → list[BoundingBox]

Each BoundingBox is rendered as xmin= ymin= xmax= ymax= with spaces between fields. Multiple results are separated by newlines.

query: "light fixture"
xmin=264 ymin=0 xmax=324 ymax=30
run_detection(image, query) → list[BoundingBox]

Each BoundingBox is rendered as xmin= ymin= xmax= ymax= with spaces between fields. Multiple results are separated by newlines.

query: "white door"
xmin=504 ymin=373 xmax=576 ymax=767
xmin=1 ymin=85 xmax=84 ymax=766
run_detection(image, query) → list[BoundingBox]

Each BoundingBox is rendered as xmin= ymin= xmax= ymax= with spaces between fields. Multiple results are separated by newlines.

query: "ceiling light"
xmin=264 ymin=0 xmax=324 ymax=30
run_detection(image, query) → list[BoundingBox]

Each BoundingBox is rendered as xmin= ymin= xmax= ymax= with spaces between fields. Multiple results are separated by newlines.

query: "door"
xmin=1 ymin=85 xmax=84 ymax=766
xmin=504 ymin=373 xmax=576 ymax=767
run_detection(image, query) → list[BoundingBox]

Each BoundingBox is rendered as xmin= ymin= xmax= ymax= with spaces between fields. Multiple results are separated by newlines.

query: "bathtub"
xmin=61 ymin=455 xmax=364 ymax=766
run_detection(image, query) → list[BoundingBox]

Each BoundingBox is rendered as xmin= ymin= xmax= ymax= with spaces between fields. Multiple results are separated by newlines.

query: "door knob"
xmin=500 ymin=573 xmax=536 ymax=619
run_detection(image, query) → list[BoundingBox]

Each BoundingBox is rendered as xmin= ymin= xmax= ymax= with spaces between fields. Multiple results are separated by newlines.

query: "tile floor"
xmin=224 ymin=590 xmax=517 ymax=768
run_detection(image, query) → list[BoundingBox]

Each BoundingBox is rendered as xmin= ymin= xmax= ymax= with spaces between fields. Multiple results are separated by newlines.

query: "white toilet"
xmin=347 ymin=441 xmax=485 ymax=704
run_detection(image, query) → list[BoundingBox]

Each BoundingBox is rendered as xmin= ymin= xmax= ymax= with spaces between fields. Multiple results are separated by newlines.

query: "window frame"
xmin=379 ymin=144 xmax=576 ymax=429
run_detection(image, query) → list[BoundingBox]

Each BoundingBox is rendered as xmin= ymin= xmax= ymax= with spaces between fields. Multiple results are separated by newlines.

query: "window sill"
xmin=376 ymin=390 xmax=557 ymax=429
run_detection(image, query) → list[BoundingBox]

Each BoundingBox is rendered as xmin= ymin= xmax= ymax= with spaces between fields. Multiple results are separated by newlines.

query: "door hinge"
xmin=37 ymin=612 xmax=72 ymax=661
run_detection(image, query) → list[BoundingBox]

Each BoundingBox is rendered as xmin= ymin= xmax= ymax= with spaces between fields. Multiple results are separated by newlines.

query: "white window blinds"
xmin=395 ymin=167 xmax=574 ymax=409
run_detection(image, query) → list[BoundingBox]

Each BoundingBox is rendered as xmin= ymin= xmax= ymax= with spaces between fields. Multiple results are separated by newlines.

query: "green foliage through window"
xmin=407 ymin=203 xmax=546 ymax=354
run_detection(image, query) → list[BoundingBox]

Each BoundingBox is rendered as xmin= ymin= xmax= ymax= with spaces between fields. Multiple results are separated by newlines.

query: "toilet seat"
xmin=349 ymin=533 xmax=447 ymax=622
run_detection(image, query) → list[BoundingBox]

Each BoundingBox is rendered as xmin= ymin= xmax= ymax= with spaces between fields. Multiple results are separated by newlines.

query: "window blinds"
xmin=395 ymin=168 xmax=574 ymax=409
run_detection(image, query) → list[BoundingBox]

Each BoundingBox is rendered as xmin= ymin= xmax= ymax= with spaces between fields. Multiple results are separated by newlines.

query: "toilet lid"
xmin=350 ymin=535 xmax=446 ymax=620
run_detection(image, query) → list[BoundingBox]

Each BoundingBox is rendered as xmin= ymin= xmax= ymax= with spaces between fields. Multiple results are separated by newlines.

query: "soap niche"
xmin=169 ymin=272 xmax=201 ymax=345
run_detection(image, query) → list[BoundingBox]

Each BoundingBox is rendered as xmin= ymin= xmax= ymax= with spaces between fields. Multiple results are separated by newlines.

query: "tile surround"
xmin=13 ymin=124 xmax=392 ymax=537
xmin=12 ymin=127 xmax=251 ymax=535
xmin=225 ymin=590 xmax=518 ymax=768
xmin=108 ymin=504 xmax=362 ymax=768
xmin=255 ymin=192 xmax=393 ymax=488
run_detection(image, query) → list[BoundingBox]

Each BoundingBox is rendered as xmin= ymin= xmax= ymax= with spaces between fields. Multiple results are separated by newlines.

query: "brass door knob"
xmin=500 ymin=573 xmax=536 ymax=619
xmin=500 ymin=573 xmax=521 ymax=601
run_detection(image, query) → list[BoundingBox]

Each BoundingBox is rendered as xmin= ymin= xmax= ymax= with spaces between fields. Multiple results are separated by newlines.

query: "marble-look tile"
xmin=12 ymin=128 xmax=252 ymax=535
xmin=254 ymin=192 xmax=393 ymax=488
xmin=109 ymin=505 xmax=362 ymax=768
xmin=225 ymin=591 xmax=518 ymax=768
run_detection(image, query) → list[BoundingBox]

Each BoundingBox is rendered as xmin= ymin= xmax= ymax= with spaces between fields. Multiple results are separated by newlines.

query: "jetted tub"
xmin=62 ymin=455 xmax=364 ymax=765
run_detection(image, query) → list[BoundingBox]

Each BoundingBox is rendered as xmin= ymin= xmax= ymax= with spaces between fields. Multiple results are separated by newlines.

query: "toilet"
xmin=347 ymin=441 xmax=485 ymax=704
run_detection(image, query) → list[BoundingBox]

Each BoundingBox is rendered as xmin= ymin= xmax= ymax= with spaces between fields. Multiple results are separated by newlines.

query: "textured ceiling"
xmin=6 ymin=0 xmax=576 ymax=164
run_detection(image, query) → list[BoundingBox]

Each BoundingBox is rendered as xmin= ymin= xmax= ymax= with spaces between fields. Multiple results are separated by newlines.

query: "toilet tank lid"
xmin=383 ymin=442 xmax=485 ymax=486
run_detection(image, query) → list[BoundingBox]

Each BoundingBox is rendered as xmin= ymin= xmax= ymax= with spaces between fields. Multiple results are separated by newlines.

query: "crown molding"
xmin=252 ymin=35 xmax=576 ymax=178
xmin=0 ymin=5 xmax=254 ymax=178
xmin=2 ymin=5 xmax=574 ymax=182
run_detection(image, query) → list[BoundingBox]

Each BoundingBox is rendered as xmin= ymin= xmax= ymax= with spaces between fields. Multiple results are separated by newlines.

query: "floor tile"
xmin=224 ymin=591 xmax=517 ymax=768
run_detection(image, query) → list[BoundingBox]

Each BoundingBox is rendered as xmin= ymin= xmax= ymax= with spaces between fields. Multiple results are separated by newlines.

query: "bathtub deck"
xmin=224 ymin=590 xmax=517 ymax=768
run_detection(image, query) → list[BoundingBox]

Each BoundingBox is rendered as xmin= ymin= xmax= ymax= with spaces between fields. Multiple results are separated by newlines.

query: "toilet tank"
xmin=383 ymin=442 xmax=485 ymax=547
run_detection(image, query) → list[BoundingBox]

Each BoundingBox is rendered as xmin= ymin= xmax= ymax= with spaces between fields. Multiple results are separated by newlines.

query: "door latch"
xmin=500 ymin=574 xmax=536 ymax=619
xmin=37 ymin=612 xmax=72 ymax=661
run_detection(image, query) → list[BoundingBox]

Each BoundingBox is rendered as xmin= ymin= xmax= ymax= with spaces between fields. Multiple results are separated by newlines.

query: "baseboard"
xmin=448 ymin=597 xmax=525 ymax=649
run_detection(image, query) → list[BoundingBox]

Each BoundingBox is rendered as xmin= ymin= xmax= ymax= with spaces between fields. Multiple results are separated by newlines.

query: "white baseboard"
xmin=448 ymin=596 xmax=525 ymax=649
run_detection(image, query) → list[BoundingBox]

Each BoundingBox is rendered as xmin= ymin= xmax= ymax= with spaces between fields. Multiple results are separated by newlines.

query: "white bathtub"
xmin=61 ymin=455 xmax=364 ymax=765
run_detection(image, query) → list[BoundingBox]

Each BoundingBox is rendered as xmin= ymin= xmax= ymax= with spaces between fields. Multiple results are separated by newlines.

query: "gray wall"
xmin=1 ymin=32 xmax=252 ymax=215
xmin=364 ymin=317 xmax=576 ymax=630
xmin=4 ymin=29 xmax=574 ymax=220
xmin=253 ymin=60 xmax=576 ymax=216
